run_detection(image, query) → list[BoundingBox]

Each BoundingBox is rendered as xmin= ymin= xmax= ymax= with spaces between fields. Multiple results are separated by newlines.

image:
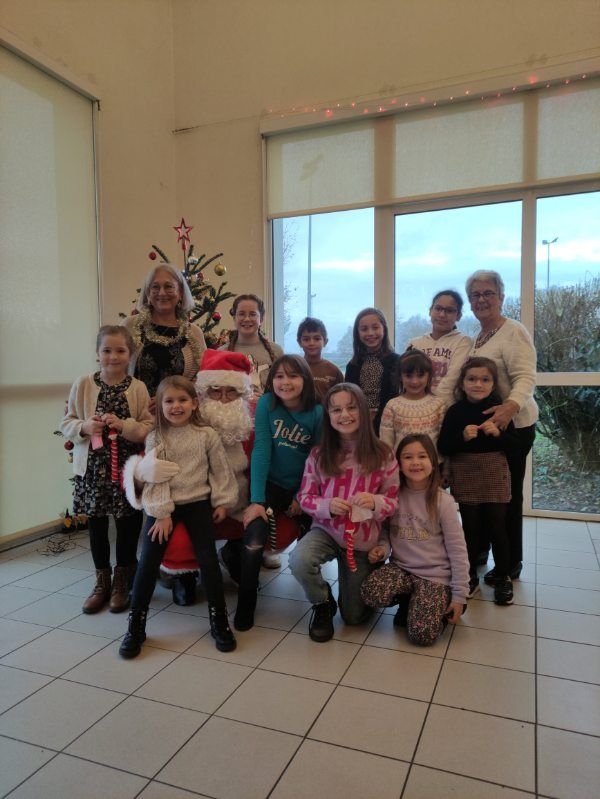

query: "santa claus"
xmin=127 ymin=349 xmax=302 ymax=611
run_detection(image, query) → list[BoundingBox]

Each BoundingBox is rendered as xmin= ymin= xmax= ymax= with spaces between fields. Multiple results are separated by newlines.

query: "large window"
xmin=268 ymin=74 xmax=600 ymax=519
xmin=533 ymin=191 xmax=600 ymax=514
xmin=273 ymin=208 xmax=374 ymax=369
xmin=394 ymin=201 xmax=523 ymax=351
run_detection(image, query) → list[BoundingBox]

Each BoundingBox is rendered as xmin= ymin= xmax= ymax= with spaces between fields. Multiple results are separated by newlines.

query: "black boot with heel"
xmin=209 ymin=606 xmax=236 ymax=651
xmin=119 ymin=610 xmax=147 ymax=659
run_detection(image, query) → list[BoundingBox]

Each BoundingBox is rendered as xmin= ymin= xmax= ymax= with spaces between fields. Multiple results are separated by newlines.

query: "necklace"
xmin=475 ymin=328 xmax=499 ymax=349
xmin=131 ymin=307 xmax=202 ymax=361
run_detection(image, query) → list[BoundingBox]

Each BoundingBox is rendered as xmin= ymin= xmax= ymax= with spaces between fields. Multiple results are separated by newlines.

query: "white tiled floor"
xmin=0 ymin=518 xmax=598 ymax=799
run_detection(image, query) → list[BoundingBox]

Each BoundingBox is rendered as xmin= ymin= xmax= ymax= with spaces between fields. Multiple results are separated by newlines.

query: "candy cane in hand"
xmin=344 ymin=518 xmax=358 ymax=572
xmin=108 ymin=428 xmax=119 ymax=483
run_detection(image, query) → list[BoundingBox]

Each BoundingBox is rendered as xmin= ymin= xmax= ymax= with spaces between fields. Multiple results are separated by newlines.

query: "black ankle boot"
xmin=209 ymin=606 xmax=237 ymax=652
xmin=119 ymin=609 xmax=147 ymax=659
xmin=308 ymin=584 xmax=338 ymax=643
xmin=172 ymin=572 xmax=198 ymax=606
xmin=234 ymin=588 xmax=257 ymax=632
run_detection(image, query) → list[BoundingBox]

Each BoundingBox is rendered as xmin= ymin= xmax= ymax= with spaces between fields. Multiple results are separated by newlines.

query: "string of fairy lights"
xmin=260 ymin=69 xmax=599 ymax=133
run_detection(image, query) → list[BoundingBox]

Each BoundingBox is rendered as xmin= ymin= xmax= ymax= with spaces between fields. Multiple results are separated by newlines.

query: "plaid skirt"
xmin=447 ymin=452 xmax=511 ymax=505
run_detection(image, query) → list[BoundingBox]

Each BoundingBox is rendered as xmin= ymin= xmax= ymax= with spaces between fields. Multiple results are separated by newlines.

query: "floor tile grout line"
xmin=1 ymin=522 xmax=599 ymax=799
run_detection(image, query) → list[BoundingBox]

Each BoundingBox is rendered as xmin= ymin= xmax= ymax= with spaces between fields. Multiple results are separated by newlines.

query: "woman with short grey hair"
xmin=464 ymin=269 xmax=538 ymax=591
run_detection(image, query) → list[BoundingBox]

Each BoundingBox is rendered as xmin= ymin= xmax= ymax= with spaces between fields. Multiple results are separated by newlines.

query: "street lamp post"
xmin=542 ymin=237 xmax=558 ymax=288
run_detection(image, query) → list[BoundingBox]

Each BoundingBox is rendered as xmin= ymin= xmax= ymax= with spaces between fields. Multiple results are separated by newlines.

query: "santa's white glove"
xmin=134 ymin=448 xmax=180 ymax=483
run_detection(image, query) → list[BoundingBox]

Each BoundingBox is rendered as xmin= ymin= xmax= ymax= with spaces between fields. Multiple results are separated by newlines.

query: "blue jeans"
xmin=289 ymin=527 xmax=375 ymax=625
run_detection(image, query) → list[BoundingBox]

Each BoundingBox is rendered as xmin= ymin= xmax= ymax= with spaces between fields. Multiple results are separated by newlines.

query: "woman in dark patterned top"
xmin=124 ymin=263 xmax=206 ymax=407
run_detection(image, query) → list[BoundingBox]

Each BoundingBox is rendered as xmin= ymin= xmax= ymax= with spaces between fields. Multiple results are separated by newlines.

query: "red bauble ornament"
xmin=212 ymin=312 xmax=222 ymax=322
xmin=149 ymin=251 xmax=157 ymax=260
xmin=63 ymin=440 xmax=74 ymax=451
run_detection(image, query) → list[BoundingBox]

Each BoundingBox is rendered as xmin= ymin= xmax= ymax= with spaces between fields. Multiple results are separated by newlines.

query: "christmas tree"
xmin=121 ymin=218 xmax=236 ymax=348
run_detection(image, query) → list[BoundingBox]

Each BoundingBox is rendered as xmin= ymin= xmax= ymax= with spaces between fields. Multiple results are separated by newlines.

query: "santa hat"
xmin=196 ymin=349 xmax=252 ymax=393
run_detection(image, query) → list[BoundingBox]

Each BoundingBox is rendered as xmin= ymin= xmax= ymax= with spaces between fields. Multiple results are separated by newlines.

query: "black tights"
xmin=459 ymin=503 xmax=509 ymax=578
xmin=88 ymin=513 xmax=143 ymax=570
xmin=131 ymin=500 xmax=226 ymax=611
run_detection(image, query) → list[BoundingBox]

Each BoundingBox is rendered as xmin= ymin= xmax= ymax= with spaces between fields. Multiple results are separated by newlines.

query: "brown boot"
xmin=82 ymin=568 xmax=111 ymax=614
xmin=109 ymin=566 xmax=131 ymax=613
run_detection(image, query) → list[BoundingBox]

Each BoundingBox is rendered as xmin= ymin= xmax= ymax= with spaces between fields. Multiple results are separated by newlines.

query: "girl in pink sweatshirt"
xmin=290 ymin=383 xmax=399 ymax=643
xmin=361 ymin=433 xmax=469 ymax=647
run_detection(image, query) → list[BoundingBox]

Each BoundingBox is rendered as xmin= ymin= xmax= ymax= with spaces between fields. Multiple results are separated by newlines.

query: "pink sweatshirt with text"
xmin=297 ymin=441 xmax=399 ymax=551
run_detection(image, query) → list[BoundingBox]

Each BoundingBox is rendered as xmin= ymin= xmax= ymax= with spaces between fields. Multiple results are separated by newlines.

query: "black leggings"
xmin=88 ymin=513 xmax=143 ymax=570
xmin=459 ymin=502 xmax=509 ymax=577
xmin=131 ymin=500 xmax=226 ymax=611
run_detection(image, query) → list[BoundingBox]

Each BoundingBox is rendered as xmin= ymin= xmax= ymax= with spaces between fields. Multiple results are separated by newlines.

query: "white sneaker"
xmin=262 ymin=551 xmax=281 ymax=569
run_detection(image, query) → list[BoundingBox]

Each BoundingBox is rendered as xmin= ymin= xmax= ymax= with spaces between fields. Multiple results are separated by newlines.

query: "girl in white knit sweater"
xmin=120 ymin=376 xmax=238 ymax=658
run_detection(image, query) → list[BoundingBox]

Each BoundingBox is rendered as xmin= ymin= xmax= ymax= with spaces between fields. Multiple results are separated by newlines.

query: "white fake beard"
xmin=199 ymin=397 xmax=253 ymax=446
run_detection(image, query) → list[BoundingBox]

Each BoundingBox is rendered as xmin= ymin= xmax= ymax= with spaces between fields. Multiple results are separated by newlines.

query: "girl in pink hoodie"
xmin=290 ymin=383 xmax=399 ymax=642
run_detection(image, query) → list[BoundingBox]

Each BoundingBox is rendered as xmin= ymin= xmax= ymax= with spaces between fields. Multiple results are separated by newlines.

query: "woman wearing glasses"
xmin=407 ymin=289 xmax=472 ymax=407
xmin=464 ymin=270 xmax=538 ymax=584
xmin=124 ymin=263 xmax=206 ymax=406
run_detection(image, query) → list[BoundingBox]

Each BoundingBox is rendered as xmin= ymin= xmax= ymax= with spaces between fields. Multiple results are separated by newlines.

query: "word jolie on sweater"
xmin=273 ymin=418 xmax=312 ymax=445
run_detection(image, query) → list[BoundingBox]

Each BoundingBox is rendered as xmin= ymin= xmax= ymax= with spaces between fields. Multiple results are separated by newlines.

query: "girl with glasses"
xmin=407 ymin=289 xmax=472 ymax=408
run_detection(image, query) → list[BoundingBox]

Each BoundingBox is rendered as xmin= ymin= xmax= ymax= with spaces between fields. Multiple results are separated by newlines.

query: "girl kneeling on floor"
xmin=361 ymin=434 xmax=469 ymax=647
xmin=120 ymin=376 xmax=238 ymax=658
xmin=290 ymin=383 xmax=399 ymax=643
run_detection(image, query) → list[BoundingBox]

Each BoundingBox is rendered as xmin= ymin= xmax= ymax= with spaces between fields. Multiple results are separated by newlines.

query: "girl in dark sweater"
xmin=438 ymin=357 xmax=520 ymax=606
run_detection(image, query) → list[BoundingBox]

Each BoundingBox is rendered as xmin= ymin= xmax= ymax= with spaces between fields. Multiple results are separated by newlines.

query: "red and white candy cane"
xmin=344 ymin=518 xmax=358 ymax=572
xmin=108 ymin=428 xmax=119 ymax=483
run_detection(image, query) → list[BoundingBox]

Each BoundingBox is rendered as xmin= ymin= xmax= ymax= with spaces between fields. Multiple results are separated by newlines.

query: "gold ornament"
xmin=213 ymin=262 xmax=226 ymax=276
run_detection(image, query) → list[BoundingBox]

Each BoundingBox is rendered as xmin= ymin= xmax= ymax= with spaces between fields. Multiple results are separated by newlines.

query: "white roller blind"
xmin=266 ymin=120 xmax=374 ymax=217
xmin=394 ymin=98 xmax=523 ymax=198
xmin=0 ymin=46 xmax=99 ymax=536
xmin=0 ymin=47 xmax=99 ymax=385
xmin=265 ymin=77 xmax=600 ymax=217
xmin=538 ymin=82 xmax=600 ymax=180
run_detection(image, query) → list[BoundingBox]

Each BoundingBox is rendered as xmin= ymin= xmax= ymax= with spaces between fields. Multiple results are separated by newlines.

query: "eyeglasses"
xmin=207 ymin=386 xmax=242 ymax=400
xmin=432 ymin=305 xmax=458 ymax=315
xmin=235 ymin=311 xmax=261 ymax=320
xmin=149 ymin=283 xmax=179 ymax=295
xmin=468 ymin=290 xmax=497 ymax=301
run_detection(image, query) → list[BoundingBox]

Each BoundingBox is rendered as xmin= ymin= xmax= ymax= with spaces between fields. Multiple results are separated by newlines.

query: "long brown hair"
xmin=153 ymin=375 xmax=205 ymax=450
xmin=264 ymin=354 xmax=316 ymax=411
xmin=349 ymin=307 xmax=394 ymax=365
xmin=396 ymin=434 xmax=441 ymax=525
xmin=227 ymin=294 xmax=278 ymax=362
xmin=317 ymin=383 xmax=392 ymax=476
